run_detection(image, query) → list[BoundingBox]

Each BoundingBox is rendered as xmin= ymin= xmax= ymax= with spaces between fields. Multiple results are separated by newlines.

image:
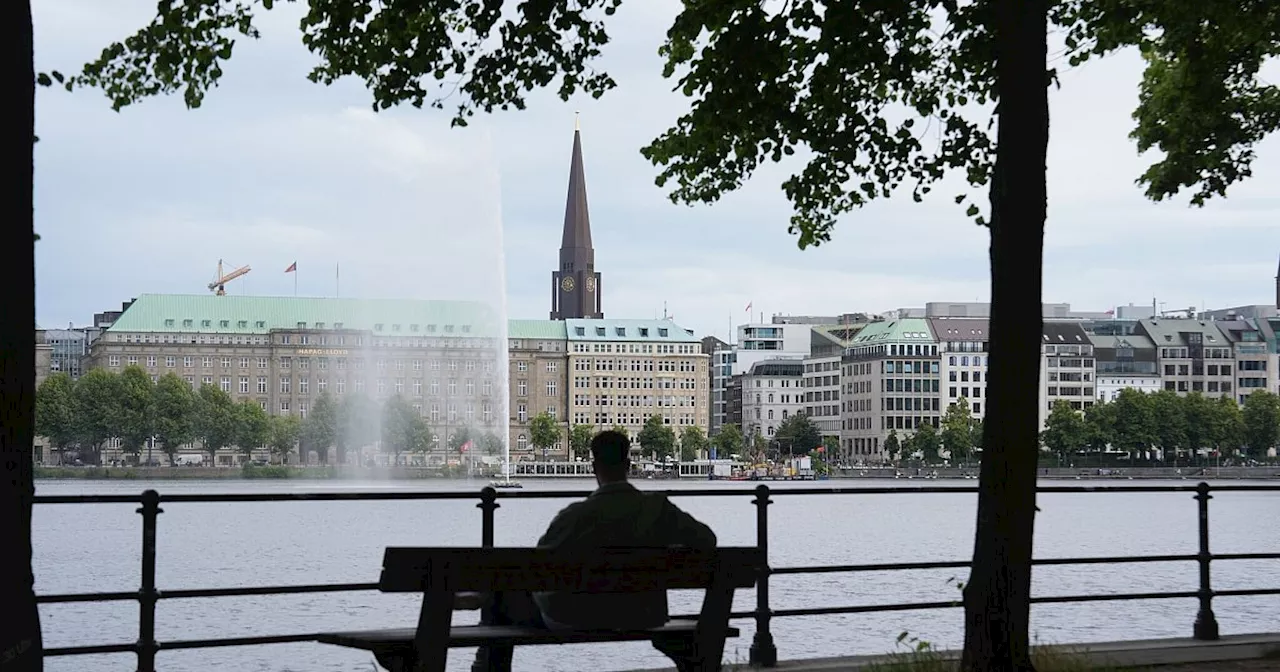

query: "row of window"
xmin=571 ymin=394 xmax=701 ymax=407
xmin=572 ymin=359 xmax=698 ymax=372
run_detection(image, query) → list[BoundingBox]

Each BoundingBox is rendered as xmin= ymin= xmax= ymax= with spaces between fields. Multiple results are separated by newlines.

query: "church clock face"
xmin=585 ymin=276 xmax=596 ymax=293
xmin=560 ymin=276 xmax=575 ymax=292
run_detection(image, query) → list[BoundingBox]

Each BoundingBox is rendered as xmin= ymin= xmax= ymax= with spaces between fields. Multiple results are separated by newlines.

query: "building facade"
xmin=740 ymin=360 xmax=805 ymax=443
xmin=1218 ymin=320 xmax=1274 ymax=404
xmin=840 ymin=318 xmax=941 ymax=463
xmin=1136 ymin=318 xmax=1234 ymax=399
xmin=1090 ymin=333 xmax=1161 ymax=401
xmin=1039 ymin=322 xmax=1098 ymax=428
xmin=84 ymin=294 xmax=707 ymax=464
xmin=564 ymin=318 xmax=709 ymax=448
xmin=803 ymin=324 xmax=863 ymax=440
xmin=930 ymin=317 xmax=990 ymax=421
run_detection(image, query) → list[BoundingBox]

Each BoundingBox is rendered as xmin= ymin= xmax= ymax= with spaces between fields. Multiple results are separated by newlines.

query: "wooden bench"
xmin=318 ymin=546 xmax=762 ymax=672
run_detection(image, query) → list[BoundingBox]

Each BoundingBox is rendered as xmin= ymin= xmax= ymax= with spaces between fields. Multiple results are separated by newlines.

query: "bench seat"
xmin=319 ymin=620 xmax=740 ymax=649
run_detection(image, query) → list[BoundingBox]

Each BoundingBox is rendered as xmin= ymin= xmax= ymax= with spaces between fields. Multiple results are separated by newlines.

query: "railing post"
xmin=1193 ymin=482 xmax=1219 ymax=640
xmin=749 ymin=484 xmax=777 ymax=667
xmin=136 ymin=490 xmax=162 ymax=672
xmin=472 ymin=486 xmax=500 ymax=672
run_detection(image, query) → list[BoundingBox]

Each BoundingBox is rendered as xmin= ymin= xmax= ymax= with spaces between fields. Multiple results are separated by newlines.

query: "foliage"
xmin=909 ymin=421 xmax=942 ymax=464
xmin=569 ymin=424 xmax=596 ymax=460
xmin=194 ymin=384 xmax=237 ymax=464
xmin=152 ymin=373 xmax=196 ymax=465
xmin=336 ymin=392 xmax=378 ymax=461
xmin=884 ymin=429 xmax=902 ymax=463
xmin=528 ymin=412 xmax=561 ymax=456
xmin=448 ymin=425 xmax=473 ymax=454
xmin=1040 ymin=400 xmax=1088 ymax=459
xmin=34 ymin=373 xmax=77 ymax=455
xmin=679 ymin=425 xmax=709 ymax=461
xmin=478 ymin=431 xmax=503 ymax=455
xmin=268 ymin=414 xmax=302 ymax=461
xmin=941 ymin=398 xmax=976 ymax=463
xmin=1046 ymin=390 xmax=1260 ymax=461
xmin=637 ymin=414 xmax=676 ymax=460
xmin=115 ymin=365 xmax=155 ymax=456
xmin=1242 ymin=390 xmax=1280 ymax=456
xmin=773 ymin=414 xmax=823 ymax=455
xmin=711 ymin=423 xmax=744 ymax=459
xmin=381 ymin=395 xmax=426 ymax=457
xmin=301 ymin=390 xmax=338 ymax=462
xmin=234 ymin=400 xmax=272 ymax=457
xmin=72 ymin=367 xmax=121 ymax=459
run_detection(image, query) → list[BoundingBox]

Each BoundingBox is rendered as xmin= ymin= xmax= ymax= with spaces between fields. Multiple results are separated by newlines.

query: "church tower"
xmin=1275 ymin=253 xmax=1279 ymax=310
xmin=550 ymin=117 xmax=603 ymax=319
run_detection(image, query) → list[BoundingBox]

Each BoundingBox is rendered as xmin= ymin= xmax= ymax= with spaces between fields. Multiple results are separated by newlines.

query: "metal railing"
xmin=33 ymin=482 xmax=1280 ymax=671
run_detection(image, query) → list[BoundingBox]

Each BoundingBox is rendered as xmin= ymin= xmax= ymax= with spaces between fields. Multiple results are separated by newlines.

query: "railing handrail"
xmin=32 ymin=482 xmax=1280 ymax=505
xmin=30 ymin=481 xmax=1280 ymax=671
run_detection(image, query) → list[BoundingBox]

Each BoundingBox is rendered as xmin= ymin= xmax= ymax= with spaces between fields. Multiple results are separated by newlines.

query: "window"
xmin=280 ymin=377 xmax=291 ymax=394
xmin=517 ymin=380 xmax=528 ymax=396
xmin=257 ymin=377 xmax=267 ymax=394
xmin=280 ymin=400 xmax=291 ymax=413
xmin=109 ymin=355 xmax=120 ymax=367
xmin=300 ymin=378 xmax=310 ymax=395
xmin=128 ymin=355 xmax=138 ymax=366
xmin=518 ymin=404 xmax=528 ymax=422
xmin=239 ymin=377 xmax=249 ymax=394
xmin=184 ymin=356 xmax=194 ymax=368
xmin=546 ymin=361 xmax=558 ymax=372
xmin=546 ymin=381 xmax=557 ymax=396
xmin=517 ymin=361 xmax=528 ymax=372
xmin=413 ymin=380 xmax=422 ymax=396
xmin=239 ymin=357 xmax=250 ymax=368
xmin=221 ymin=357 xmax=232 ymax=368
xmin=165 ymin=356 xmax=175 ymax=368
xmin=220 ymin=376 xmax=231 ymax=392
xmin=517 ymin=434 xmax=528 ymax=450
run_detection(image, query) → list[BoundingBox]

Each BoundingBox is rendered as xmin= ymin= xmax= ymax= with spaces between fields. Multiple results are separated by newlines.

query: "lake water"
xmin=33 ymin=478 xmax=1280 ymax=672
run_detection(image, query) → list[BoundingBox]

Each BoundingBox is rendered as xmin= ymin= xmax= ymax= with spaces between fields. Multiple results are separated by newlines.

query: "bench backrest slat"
xmin=379 ymin=547 xmax=761 ymax=593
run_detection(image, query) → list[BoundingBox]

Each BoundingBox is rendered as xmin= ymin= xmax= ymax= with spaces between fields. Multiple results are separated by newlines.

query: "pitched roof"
xmin=108 ymin=294 xmax=505 ymax=336
xmin=508 ymin=320 xmax=567 ymax=340
xmin=927 ymin=317 xmax=989 ymax=341
xmin=850 ymin=317 xmax=935 ymax=344
xmin=564 ymin=318 xmax=698 ymax=343
xmin=561 ymin=128 xmax=593 ymax=251
xmin=1137 ymin=318 xmax=1228 ymax=347
xmin=1042 ymin=321 xmax=1091 ymax=345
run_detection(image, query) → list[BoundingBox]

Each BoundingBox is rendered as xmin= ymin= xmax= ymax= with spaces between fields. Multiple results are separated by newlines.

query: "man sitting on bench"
xmin=475 ymin=429 xmax=718 ymax=670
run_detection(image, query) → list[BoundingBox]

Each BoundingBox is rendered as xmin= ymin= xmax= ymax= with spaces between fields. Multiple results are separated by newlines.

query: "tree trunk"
xmin=960 ymin=0 xmax=1049 ymax=670
xmin=2 ymin=2 xmax=43 ymax=670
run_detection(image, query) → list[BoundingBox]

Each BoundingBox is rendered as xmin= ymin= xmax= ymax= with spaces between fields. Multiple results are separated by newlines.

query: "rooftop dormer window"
xmin=595 ymin=327 xmax=606 ymax=336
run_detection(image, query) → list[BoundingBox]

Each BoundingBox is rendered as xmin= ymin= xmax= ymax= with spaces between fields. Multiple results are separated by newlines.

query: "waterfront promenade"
xmin=32 ymin=479 xmax=1280 ymax=672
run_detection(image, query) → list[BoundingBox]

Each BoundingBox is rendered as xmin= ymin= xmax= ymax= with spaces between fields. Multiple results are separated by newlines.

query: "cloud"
xmin=33 ymin=0 xmax=1280 ymax=343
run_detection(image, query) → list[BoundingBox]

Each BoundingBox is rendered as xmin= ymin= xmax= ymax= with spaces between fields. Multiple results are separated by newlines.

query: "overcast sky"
xmin=34 ymin=1 xmax=1280 ymax=341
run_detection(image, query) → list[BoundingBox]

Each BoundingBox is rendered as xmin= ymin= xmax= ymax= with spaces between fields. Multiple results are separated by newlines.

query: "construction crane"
xmin=208 ymin=259 xmax=251 ymax=295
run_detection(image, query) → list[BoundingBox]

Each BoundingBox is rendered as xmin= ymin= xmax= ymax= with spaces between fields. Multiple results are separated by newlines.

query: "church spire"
xmin=1274 ymin=252 xmax=1279 ymax=310
xmin=550 ymin=117 xmax=603 ymax=320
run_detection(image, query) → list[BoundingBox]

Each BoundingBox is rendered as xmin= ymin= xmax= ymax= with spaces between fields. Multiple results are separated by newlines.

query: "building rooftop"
xmin=1137 ymin=318 xmax=1228 ymax=347
xmin=849 ymin=317 xmax=935 ymax=344
xmin=927 ymin=317 xmax=989 ymax=341
xmin=1088 ymin=333 xmax=1155 ymax=350
xmin=747 ymin=360 xmax=805 ymax=376
xmin=1042 ymin=321 xmax=1091 ymax=345
xmin=507 ymin=320 xmax=568 ymax=340
xmin=108 ymin=294 xmax=506 ymax=337
xmin=564 ymin=318 xmax=699 ymax=343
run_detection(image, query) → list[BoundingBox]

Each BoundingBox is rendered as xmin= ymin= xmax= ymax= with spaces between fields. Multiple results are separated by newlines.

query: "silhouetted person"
xmin=475 ymin=430 xmax=717 ymax=671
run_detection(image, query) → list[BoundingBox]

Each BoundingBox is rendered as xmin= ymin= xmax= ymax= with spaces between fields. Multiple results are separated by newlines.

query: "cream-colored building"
xmin=83 ymin=294 xmax=706 ymax=464
xmin=565 ymin=318 xmax=710 ymax=452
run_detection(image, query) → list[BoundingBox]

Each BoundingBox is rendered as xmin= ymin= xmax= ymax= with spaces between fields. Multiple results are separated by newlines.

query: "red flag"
xmin=285 ymin=262 xmax=297 ymax=273
xmin=461 ymin=440 xmax=473 ymax=453
xmin=745 ymin=301 xmax=752 ymax=312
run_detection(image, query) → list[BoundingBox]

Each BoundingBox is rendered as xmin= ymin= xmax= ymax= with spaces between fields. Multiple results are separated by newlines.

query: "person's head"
xmin=590 ymin=430 xmax=631 ymax=485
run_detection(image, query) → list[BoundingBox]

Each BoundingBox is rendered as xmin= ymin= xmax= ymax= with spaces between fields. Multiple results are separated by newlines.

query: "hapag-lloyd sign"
xmin=295 ymin=348 xmax=349 ymax=356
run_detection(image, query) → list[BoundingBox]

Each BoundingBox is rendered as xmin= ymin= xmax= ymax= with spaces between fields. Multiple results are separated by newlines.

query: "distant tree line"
xmin=34 ymin=366 xmax=509 ymax=465
xmin=1041 ymin=388 xmax=1280 ymax=462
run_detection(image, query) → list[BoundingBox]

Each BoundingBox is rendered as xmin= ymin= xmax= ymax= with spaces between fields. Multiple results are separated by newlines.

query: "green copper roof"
xmin=849 ymin=318 xmax=935 ymax=344
xmin=108 ymin=294 xmax=506 ymax=336
xmin=508 ymin=320 xmax=568 ymax=340
xmin=565 ymin=318 xmax=699 ymax=343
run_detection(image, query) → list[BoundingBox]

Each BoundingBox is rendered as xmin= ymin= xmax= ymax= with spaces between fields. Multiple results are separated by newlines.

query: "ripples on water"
xmin=34 ymin=478 xmax=1280 ymax=672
